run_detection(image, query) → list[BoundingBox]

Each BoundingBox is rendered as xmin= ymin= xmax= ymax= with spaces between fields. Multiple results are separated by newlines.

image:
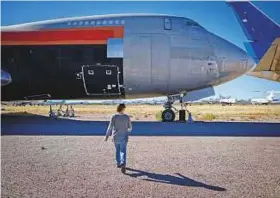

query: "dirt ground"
xmin=2 ymin=104 xmax=280 ymax=122
xmin=2 ymin=104 xmax=280 ymax=197
xmin=2 ymin=136 xmax=280 ymax=198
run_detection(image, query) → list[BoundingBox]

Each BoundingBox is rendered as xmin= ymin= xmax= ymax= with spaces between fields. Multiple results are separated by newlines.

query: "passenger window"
xmin=164 ymin=18 xmax=172 ymax=30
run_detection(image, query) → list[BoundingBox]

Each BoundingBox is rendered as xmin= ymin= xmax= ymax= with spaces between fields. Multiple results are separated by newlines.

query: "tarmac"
xmin=2 ymin=113 xmax=280 ymax=136
xmin=1 ymin=113 xmax=280 ymax=197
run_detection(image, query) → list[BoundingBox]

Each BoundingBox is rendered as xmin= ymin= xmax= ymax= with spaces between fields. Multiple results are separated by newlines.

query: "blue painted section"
xmin=228 ymin=1 xmax=280 ymax=63
xmin=2 ymin=114 xmax=280 ymax=137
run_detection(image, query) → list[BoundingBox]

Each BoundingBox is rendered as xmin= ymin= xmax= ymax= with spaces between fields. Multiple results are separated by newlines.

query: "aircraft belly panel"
xmin=169 ymin=59 xmax=189 ymax=93
xmin=123 ymin=34 xmax=152 ymax=94
xmin=169 ymin=59 xmax=206 ymax=93
xmin=151 ymin=34 xmax=169 ymax=92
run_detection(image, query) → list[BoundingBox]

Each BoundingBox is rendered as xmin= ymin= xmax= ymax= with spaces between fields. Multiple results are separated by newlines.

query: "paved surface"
xmin=2 ymin=136 xmax=280 ymax=198
xmin=1 ymin=114 xmax=280 ymax=197
xmin=2 ymin=113 xmax=280 ymax=136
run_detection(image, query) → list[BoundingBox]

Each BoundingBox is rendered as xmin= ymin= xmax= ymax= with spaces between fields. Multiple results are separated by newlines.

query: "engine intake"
xmin=1 ymin=70 xmax=12 ymax=86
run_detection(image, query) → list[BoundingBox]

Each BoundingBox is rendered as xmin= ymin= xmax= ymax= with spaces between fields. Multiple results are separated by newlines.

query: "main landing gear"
xmin=49 ymin=104 xmax=75 ymax=118
xmin=161 ymin=93 xmax=192 ymax=122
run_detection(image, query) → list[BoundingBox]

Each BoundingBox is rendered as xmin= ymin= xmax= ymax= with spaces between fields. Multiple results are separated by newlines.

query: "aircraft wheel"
xmin=162 ymin=109 xmax=175 ymax=122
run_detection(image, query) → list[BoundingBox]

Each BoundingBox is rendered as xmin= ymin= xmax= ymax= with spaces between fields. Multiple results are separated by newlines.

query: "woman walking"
xmin=105 ymin=104 xmax=132 ymax=173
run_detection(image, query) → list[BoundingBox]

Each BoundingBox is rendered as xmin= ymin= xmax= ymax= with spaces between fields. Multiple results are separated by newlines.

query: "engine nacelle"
xmin=1 ymin=70 xmax=12 ymax=86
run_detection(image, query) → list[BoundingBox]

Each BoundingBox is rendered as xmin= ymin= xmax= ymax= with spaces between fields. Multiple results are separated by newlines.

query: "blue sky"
xmin=1 ymin=1 xmax=280 ymax=99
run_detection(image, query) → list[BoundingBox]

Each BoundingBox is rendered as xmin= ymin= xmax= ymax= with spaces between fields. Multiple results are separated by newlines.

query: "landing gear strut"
xmin=63 ymin=105 xmax=75 ymax=117
xmin=49 ymin=104 xmax=75 ymax=118
xmin=49 ymin=105 xmax=56 ymax=118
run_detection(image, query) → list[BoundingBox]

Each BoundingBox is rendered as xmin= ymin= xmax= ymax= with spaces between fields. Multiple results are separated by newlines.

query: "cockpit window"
xmin=186 ymin=20 xmax=199 ymax=27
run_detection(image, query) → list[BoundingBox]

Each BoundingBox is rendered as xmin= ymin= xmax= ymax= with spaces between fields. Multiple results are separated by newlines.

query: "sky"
xmin=1 ymin=1 xmax=280 ymax=99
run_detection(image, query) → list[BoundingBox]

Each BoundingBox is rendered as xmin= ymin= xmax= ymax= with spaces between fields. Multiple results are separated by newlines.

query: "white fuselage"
xmin=1 ymin=14 xmax=255 ymax=100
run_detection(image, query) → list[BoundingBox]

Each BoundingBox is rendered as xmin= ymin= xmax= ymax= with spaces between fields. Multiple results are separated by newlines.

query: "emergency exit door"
xmin=82 ymin=65 xmax=121 ymax=95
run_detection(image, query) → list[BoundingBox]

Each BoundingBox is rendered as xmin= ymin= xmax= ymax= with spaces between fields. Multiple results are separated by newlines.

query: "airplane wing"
xmin=227 ymin=1 xmax=280 ymax=82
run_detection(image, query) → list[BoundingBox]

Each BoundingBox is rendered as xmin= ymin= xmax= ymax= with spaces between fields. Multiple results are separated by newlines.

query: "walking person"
xmin=105 ymin=104 xmax=132 ymax=173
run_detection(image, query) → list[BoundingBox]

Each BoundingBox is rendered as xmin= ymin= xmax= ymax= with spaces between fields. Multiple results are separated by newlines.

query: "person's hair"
xmin=117 ymin=103 xmax=126 ymax=112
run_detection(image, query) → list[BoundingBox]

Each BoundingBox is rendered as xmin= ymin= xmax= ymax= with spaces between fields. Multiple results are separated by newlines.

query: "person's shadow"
xmin=125 ymin=168 xmax=226 ymax=191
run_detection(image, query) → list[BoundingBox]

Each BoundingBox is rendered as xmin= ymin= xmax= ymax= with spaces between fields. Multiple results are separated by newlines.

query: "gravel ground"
xmin=2 ymin=136 xmax=280 ymax=198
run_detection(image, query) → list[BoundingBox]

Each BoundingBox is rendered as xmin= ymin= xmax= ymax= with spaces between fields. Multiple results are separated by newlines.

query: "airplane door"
xmin=151 ymin=34 xmax=170 ymax=92
xmin=82 ymin=65 xmax=121 ymax=96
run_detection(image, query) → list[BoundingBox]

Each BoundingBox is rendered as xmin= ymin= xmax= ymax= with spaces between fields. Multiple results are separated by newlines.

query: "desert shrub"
xmin=202 ymin=113 xmax=216 ymax=121
xmin=155 ymin=111 xmax=163 ymax=121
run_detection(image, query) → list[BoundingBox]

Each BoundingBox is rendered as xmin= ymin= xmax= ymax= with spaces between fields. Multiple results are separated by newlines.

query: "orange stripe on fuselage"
xmin=1 ymin=26 xmax=124 ymax=46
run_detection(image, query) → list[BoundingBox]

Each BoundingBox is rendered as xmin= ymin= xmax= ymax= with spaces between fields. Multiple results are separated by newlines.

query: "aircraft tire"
xmin=162 ymin=109 xmax=175 ymax=122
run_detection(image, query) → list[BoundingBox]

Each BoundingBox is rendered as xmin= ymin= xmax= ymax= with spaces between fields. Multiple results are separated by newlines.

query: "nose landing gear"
xmin=162 ymin=108 xmax=176 ymax=122
xmin=161 ymin=93 xmax=192 ymax=122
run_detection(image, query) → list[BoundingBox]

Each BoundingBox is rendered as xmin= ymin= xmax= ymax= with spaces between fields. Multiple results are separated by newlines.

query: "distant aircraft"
xmin=251 ymin=90 xmax=280 ymax=105
xmin=1 ymin=13 xmax=255 ymax=121
xmin=206 ymin=94 xmax=237 ymax=105
xmin=219 ymin=95 xmax=237 ymax=106
xmin=220 ymin=98 xmax=237 ymax=105
xmin=228 ymin=1 xmax=280 ymax=82
xmin=200 ymin=94 xmax=235 ymax=105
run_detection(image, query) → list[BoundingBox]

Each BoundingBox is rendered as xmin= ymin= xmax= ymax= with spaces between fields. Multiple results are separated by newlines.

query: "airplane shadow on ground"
xmin=1 ymin=112 xmax=280 ymax=136
xmin=125 ymin=168 xmax=226 ymax=191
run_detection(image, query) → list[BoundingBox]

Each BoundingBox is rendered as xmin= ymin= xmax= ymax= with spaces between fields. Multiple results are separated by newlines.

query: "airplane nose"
xmin=214 ymin=40 xmax=256 ymax=84
xmin=208 ymin=32 xmax=257 ymax=84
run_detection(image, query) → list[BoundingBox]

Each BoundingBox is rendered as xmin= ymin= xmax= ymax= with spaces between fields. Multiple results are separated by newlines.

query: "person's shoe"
xmin=121 ymin=164 xmax=126 ymax=173
xmin=117 ymin=164 xmax=121 ymax=168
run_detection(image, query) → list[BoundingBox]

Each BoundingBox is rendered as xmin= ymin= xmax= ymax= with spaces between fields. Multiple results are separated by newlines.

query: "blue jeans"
xmin=114 ymin=141 xmax=127 ymax=166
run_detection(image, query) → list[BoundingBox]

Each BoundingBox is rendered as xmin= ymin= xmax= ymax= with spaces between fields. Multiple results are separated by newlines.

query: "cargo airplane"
xmin=251 ymin=90 xmax=280 ymax=105
xmin=1 ymin=13 xmax=255 ymax=121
